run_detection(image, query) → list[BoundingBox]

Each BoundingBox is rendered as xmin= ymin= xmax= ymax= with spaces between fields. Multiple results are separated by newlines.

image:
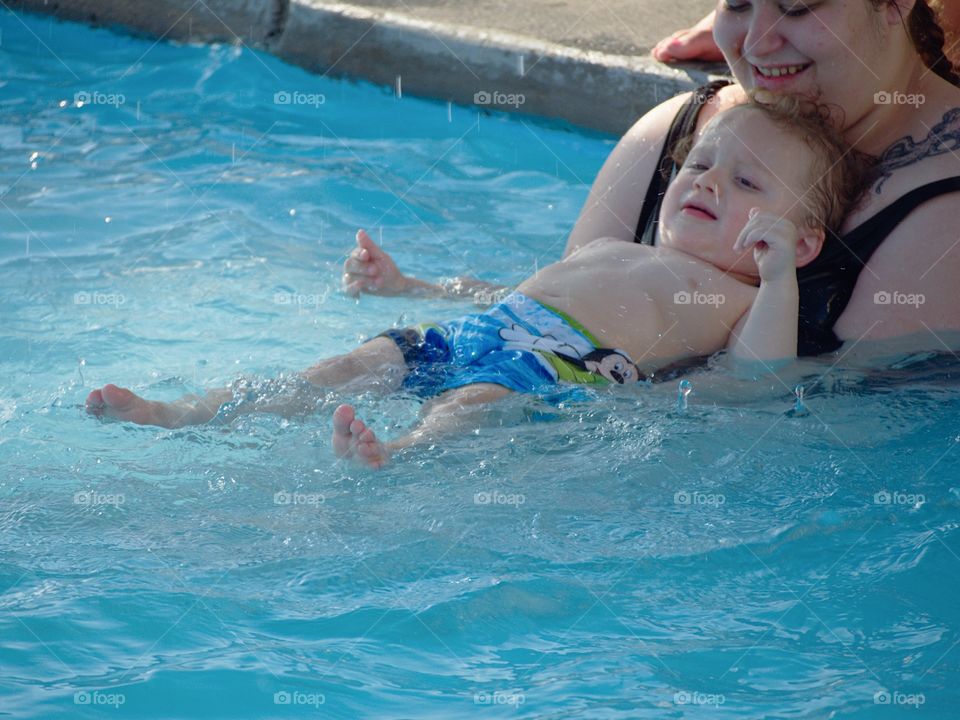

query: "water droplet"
xmin=786 ymin=384 xmax=809 ymax=417
xmin=677 ymin=379 xmax=692 ymax=411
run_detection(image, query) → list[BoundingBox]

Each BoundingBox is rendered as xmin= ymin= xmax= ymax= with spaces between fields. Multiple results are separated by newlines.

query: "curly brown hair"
xmin=671 ymin=96 xmax=876 ymax=235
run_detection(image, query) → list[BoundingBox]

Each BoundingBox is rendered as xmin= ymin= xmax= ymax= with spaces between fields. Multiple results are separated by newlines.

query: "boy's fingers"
xmin=356 ymin=229 xmax=383 ymax=258
xmin=734 ymin=226 xmax=752 ymax=252
xmin=345 ymin=252 xmax=378 ymax=275
xmin=740 ymin=230 xmax=762 ymax=251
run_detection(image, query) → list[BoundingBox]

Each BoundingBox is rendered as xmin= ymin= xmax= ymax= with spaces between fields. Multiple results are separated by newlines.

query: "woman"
xmin=347 ymin=0 xmax=960 ymax=355
xmin=654 ymin=1 xmax=959 ymax=68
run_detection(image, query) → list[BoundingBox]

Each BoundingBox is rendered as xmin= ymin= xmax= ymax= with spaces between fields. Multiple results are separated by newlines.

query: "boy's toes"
xmin=332 ymin=404 xmax=357 ymax=458
xmin=100 ymin=384 xmax=138 ymax=412
xmin=332 ymin=404 xmax=356 ymax=433
xmin=355 ymin=427 xmax=388 ymax=469
xmin=85 ymin=388 xmax=105 ymax=415
xmin=86 ymin=384 xmax=166 ymax=425
xmin=349 ymin=418 xmax=367 ymax=437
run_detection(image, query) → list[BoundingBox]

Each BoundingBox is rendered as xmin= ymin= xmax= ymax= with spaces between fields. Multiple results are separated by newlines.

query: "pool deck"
xmin=11 ymin=0 xmax=728 ymax=134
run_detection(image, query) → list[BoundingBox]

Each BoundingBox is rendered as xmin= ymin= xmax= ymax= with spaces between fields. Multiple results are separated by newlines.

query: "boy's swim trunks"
xmin=379 ymin=292 xmax=644 ymax=397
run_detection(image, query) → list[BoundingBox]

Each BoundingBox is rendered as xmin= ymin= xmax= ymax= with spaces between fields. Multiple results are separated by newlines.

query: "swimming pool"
xmin=2 ymin=8 xmax=959 ymax=718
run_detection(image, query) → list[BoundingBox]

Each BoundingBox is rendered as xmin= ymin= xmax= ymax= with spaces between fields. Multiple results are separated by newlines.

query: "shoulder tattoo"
xmin=874 ymin=107 xmax=960 ymax=193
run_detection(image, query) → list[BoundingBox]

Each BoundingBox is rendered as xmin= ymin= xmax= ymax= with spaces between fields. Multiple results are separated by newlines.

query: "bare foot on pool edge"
xmin=652 ymin=11 xmax=724 ymax=63
xmin=86 ymin=384 xmax=172 ymax=427
xmin=332 ymin=404 xmax=390 ymax=469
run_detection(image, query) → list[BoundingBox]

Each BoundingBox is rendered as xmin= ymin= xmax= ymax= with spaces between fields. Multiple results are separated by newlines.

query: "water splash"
xmin=786 ymin=384 xmax=809 ymax=418
xmin=677 ymin=379 xmax=692 ymax=412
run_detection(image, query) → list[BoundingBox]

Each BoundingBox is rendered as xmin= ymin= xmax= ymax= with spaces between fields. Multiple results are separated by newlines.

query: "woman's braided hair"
xmin=877 ymin=0 xmax=960 ymax=86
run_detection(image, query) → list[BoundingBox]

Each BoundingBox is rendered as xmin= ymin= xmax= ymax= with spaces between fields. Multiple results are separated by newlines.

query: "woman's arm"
xmin=833 ymin=192 xmax=960 ymax=343
xmin=561 ymin=91 xmax=692 ymax=258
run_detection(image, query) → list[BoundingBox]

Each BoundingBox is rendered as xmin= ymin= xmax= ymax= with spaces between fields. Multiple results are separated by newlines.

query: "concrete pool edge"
xmin=10 ymin=0 xmax=726 ymax=135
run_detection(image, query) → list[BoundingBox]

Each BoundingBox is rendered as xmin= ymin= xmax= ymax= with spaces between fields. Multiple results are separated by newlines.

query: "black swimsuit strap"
xmin=797 ymin=176 xmax=960 ymax=355
xmin=839 ymin=176 xmax=960 ymax=258
xmin=634 ymin=79 xmax=732 ymax=245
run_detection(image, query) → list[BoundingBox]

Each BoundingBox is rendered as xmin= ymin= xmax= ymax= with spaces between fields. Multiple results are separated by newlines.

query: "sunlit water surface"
xmin=2 ymin=10 xmax=960 ymax=719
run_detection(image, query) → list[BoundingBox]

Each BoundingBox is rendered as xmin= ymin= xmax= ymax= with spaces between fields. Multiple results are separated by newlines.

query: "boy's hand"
xmin=342 ymin=229 xmax=409 ymax=297
xmin=733 ymin=209 xmax=800 ymax=283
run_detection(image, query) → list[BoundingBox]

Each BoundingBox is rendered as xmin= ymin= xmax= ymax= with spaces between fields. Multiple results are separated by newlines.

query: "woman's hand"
xmin=651 ymin=10 xmax=724 ymax=63
xmin=342 ymin=229 xmax=410 ymax=297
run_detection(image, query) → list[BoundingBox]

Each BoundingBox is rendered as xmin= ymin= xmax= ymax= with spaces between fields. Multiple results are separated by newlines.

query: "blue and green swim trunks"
xmin=379 ymin=292 xmax=645 ymax=397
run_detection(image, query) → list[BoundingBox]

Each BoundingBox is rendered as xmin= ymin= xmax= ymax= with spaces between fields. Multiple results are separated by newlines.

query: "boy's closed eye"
xmin=683 ymin=158 xmax=763 ymax=192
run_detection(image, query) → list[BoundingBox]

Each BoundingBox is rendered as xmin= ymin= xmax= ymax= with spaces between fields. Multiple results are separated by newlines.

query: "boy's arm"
xmin=343 ymin=229 xmax=509 ymax=305
xmin=726 ymin=211 xmax=819 ymax=364
xmin=728 ymin=277 xmax=799 ymax=362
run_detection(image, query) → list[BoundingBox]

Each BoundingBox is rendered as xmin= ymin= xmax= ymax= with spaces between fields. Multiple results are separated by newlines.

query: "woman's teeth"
xmin=756 ymin=64 xmax=808 ymax=77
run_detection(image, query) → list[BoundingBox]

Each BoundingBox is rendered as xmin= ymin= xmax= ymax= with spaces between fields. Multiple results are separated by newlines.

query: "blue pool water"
xmin=2 ymin=9 xmax=960 ymax=719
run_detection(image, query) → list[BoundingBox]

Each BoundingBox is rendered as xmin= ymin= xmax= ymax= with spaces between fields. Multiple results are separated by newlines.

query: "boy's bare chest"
xmin=517 ymin=241 xmax=757 ymax=362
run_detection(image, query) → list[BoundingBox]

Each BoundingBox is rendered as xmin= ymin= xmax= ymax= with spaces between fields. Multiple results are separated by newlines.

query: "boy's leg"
xmin=332 ymin=382 xmax=513 ymax=469
xmin=86 ymin=337 xmax=407 ymax=428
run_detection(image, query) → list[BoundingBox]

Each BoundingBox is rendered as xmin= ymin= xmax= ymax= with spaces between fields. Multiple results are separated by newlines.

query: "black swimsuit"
xmin=636 ymin=80 xmax=960 ymax=355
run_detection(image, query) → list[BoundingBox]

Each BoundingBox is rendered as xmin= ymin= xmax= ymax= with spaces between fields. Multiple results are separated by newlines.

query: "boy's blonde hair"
xmin=672 ymin=95 xmax=876 ymax=235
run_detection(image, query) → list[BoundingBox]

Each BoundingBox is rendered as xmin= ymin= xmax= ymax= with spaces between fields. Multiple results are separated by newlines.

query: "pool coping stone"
xmin=10 ymin=0 xmax=729 ymax=134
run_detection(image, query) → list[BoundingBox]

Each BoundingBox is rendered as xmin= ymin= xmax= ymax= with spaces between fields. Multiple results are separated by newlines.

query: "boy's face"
xmin=659 ymin=108 xmax=819 ymax=278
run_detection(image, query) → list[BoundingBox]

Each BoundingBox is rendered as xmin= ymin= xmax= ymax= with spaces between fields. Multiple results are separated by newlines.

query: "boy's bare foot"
xmin=331 ymin=404 xmax=390 ymax=469
xmin=85 ymin=384 xmax=174 ymax=427
xmin=652 ymin=11 xmax=724 ymax=63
